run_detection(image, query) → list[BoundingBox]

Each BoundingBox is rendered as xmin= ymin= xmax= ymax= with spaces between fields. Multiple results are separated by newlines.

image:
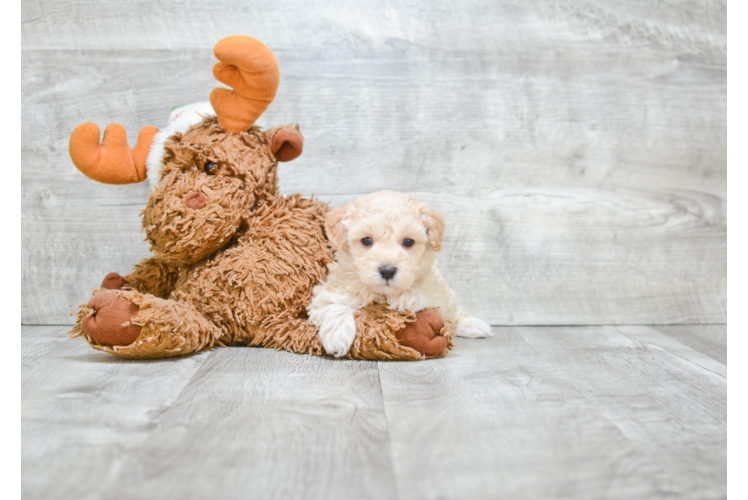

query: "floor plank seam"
xmin=509 ymin=327 xmax=665 ymax=470
xmin=376 ymin=361 xmax=402 ymax=500
xmin=94 ymin=349 xmax=218 ymax=494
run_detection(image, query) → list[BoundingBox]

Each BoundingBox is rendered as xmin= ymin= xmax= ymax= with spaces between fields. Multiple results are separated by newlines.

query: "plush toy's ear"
xmin=325 ymin=204 xmax=351 ymax=250
xmin=272 ymin=124 xmax=304 ymax=162
xmin=419 ymin=204 xmax=446 ymax=252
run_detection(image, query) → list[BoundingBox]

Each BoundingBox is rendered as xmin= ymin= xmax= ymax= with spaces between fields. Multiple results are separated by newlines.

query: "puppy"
xmin=308 ymin=190 xmax=493 ymax=357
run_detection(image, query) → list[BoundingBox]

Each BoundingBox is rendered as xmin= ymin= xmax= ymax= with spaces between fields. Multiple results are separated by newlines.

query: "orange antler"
xmin=210 ymin=35 xmax=280 ymax=134
xmin=69 ymin=122 xmax=158 ymax=184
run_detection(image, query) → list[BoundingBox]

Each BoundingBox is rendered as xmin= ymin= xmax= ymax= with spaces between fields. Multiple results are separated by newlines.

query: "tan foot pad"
xmin=82 ymin=292 xmax=141 ymax=346
xmin=395 ymin=309 xmax=448 ymax=357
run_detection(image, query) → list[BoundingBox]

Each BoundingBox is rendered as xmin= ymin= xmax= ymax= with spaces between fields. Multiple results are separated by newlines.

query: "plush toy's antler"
xmin=210 ymin=35 xmax=280 ymax=133
xmin=69 ymin=35 xmax=277 ymax=182
xmin=69 ymin=122 xmax=159 ymax=184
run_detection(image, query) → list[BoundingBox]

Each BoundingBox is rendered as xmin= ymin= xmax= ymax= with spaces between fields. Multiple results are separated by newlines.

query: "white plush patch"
xmin=145 ymin=101 xmax=215 ymax=188
xmin=315 ymin=304 xmax=357 ymax=358
xmin=455 ymin=316 xmax=494 ymax=338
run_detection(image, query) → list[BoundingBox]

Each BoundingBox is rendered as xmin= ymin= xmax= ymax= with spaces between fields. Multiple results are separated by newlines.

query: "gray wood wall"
xmin=21 ymin=0 xmax=726 ymax=326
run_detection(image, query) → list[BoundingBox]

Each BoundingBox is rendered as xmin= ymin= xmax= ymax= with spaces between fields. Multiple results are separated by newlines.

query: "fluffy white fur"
xmin=145 ymin=101 xmax=216 ymax=188
xmin=308 ymin=190 xmax=493 ymax=357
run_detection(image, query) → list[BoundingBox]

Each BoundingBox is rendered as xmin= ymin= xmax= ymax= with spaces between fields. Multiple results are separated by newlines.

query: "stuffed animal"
xmin=67 ymin=35 xmax=453 ymax=360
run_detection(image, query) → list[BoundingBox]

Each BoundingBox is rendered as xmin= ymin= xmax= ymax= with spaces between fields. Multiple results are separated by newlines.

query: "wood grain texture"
xmin=22 ymin=327 xmax=213 ymax=500
xmin=515 ymin=325 xmax=726 ymax=499
xmin=90 ymin=348 xmax=395 ymax=500
xmin=727 ymin=380 xmax=748 ymax=498
xmin=21 ymin=0 xmax=727 ymax=54
xmin=22 ymin=325 xmax=71 ymax=368
xmin=724 ymin=151 xmax=748 ymax=324
xmin=21 ymin=1 xmax=726 ymax=325
xmin=653 ymin=324 xmax=726 ymax=365
xmin=22 ymin=324 xmax=726 ymax=500
xmin=378 ymin=325 xmax=726 ymax=499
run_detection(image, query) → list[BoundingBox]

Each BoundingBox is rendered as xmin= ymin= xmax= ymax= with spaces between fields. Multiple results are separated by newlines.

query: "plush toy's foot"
xmin=81 ymin=291 xmax=142 ymax=346
xmin=395 ymin=308 xmax=448 ymax=356
xmin=71 ymin=289 xmax=224 ymax=359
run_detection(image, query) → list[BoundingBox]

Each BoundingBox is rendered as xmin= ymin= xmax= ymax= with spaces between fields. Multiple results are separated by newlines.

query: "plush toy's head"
xmin=68 ymin=35 xmax=305 ymax=265
xmin=143 ymin=118 xmax=303 ymax=265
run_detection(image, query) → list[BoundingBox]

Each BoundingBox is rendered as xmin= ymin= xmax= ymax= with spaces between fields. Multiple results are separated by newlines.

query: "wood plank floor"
xmin=22 ymin=324 xmax=726 ymax=500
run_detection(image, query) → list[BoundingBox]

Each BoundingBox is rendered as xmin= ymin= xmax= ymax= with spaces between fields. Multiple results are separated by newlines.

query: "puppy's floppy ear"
xmin=419 ymin=204 xmax=446 ymax=252
xmin=325 ymin=203 xmax=352 ymax=250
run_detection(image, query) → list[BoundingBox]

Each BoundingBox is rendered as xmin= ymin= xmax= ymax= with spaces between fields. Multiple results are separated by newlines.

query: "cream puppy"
xmin=308 ymin=190 xmax=493 ymax=357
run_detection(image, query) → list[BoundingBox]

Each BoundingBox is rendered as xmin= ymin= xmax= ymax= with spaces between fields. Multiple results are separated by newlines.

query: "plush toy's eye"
xmin=361 ymin=237 xmax=373 ymax=246
xmin=204 ymin=161 xmax=219 ymax=175
xmin=403 ymin=238 xmax=415 ymax=248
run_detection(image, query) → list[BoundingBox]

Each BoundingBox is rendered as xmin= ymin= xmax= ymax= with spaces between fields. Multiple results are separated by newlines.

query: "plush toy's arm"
xmin=238 ymin=304 xmax=451 ymax=361
xmin=114 ymin=257 xmax=181 ymax=298
xmin=347 ymin=304 xmax=453 ymax=360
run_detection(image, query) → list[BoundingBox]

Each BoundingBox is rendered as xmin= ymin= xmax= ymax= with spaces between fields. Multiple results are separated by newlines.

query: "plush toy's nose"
xmin=379 ymin=265 xmax=398 ymax=281
xmin=184 ymin=191 xmax=206 ymax=209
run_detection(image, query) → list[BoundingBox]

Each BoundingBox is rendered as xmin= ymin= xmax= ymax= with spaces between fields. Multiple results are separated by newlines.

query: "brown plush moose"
xmin=68 ymin=35 xmax=452 ymax=360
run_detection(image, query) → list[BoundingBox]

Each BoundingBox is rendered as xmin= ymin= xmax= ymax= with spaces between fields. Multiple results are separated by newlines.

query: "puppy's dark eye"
xmin=204 ymin=162 xmax=219 ymax=175
xmin=361 ymin=237 xmax=373 ymax=246
xmin=403 ymin=238 xmax=415 ymax=248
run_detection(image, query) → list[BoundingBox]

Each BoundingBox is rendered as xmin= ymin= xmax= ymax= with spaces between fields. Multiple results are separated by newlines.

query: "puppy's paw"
xmin=318 ymin=304 xmax=357 ymax=358
xmin=456 ymin=316 xmax=494 ymax=338
xmin=387 ymin=288 xmax=432 ymax=312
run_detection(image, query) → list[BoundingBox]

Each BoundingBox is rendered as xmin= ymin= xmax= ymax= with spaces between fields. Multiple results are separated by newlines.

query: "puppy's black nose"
xmin=379 ymin=265 xmax=398 ymax=281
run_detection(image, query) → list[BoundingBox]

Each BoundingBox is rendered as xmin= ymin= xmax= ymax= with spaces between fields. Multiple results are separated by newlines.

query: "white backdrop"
xmin=21 ymin=0 xmax=726 ymax=325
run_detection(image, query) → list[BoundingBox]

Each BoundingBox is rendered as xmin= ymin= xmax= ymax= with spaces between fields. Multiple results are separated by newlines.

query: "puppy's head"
xmin=325 ymin=191 xmax=445 ymax=296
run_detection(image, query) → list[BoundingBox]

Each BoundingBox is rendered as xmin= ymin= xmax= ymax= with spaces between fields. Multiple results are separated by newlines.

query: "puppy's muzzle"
xmin=378 ymin=265 xmax=398 ymax=281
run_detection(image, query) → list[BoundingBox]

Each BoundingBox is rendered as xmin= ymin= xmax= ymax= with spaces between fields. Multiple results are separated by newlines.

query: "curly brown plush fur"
xmin=69 ymin=117 xmax=453 ymax=360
